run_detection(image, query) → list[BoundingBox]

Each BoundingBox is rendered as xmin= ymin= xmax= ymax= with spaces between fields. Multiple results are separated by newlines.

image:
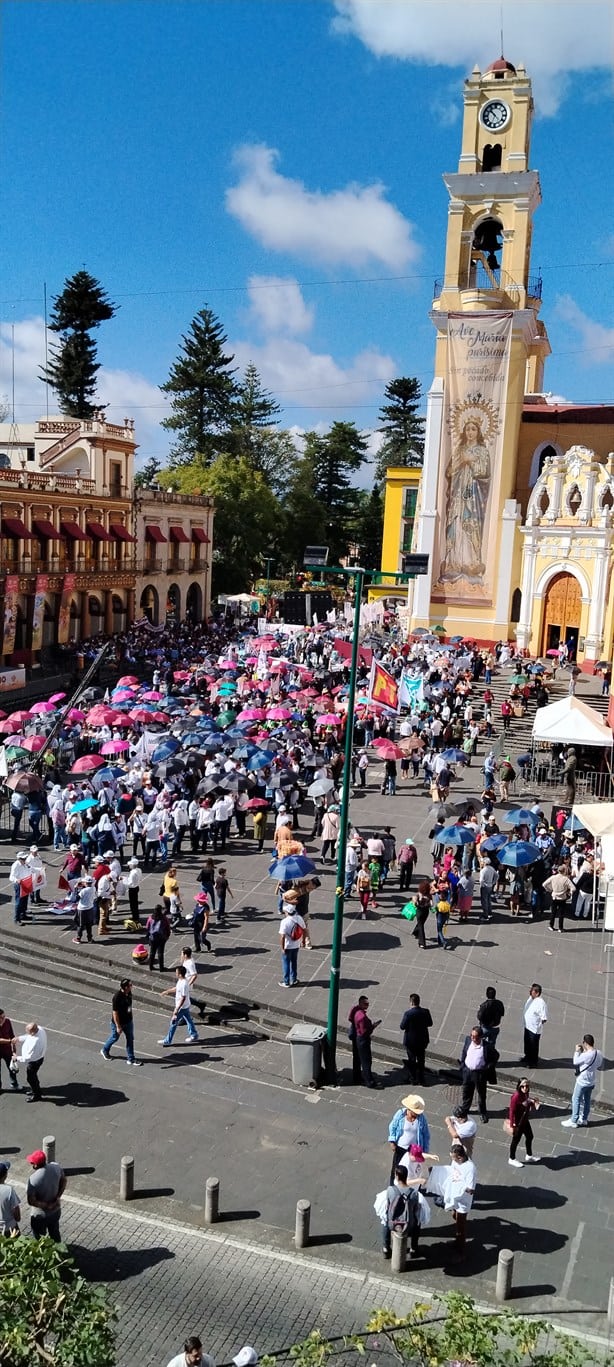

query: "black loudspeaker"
xmin=281 ymin=590 xmax=334 ymax=624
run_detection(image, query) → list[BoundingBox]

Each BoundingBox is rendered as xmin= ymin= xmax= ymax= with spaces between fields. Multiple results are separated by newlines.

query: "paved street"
xmin=1 ymin=972 xmax=614 ymax=1355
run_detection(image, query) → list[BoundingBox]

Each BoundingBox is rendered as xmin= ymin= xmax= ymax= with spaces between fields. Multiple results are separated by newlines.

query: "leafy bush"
xmin=0 ymin=1237 xmax=116 ymax=1366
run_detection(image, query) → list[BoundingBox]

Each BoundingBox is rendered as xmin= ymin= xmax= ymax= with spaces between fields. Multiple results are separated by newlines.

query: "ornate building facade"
xmin=405 ymin=57 xmax=614 ymax=666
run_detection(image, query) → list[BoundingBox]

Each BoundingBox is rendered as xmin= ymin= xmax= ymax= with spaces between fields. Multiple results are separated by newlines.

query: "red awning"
xmin=191 ymin=526 xmax=210 ymax=544
xmin=87 ymin=521 xmax=114 ymax=542
xmin=109 ymin=522 xmax=137 ymax=543
xmin=2 ymin=517 xmax=33 ymax=538
xmin=145 ymin=525 xmax=167 ymax=543
xmin=169 ymin=525 xmax=190 ymax=544
xmin=61 ymin=520 xmax=90 ymax=541
xmin=32 ymin=517 xmax=59 ymax=538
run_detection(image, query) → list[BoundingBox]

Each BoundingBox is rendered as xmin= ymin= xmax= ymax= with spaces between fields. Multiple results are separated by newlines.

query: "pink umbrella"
xmin=315 ymin=713 xmax=342 ymax=727
xmin=87 ymin=706 xmax=122 ymax=725
xmin=20 ymin=735 xmax=47 ymax=753
xmin=0 ymin=718 xmax=20 ymax=734
xmin=30 ymin=700 xmax=55 ymax=715
xmin=118 ymin=675 xmax=140 ymax=685
xmin=141 ymin=690 xmax=163 ymax=701
xmin=68 ymin=708 xmax=86 ymax=722
xmin=71 ymin=754 xmax=106 ymax=773
xmin=174 ymin=670 xmax=192 ymax=681
xmin=112 ymin=715 xmax=133 ymax=728
xmin=49 ymin=692 xmax=66 ymax=703
xmin=237 ymin=707 xmax=267 ymax=721
xmin=266 ymin=706 xmax=292 ymax=720
xmin=4 ymin=734 xmax=26 ymax=747
xmin=100 ymin=739 xmax=130 ymax=753
xmin=9 ymin=710 xmax=34 ymax=725
xmin=112 ymin=689 xmax=134 ymax=701
xmin=130 ymin=708 xmax=155 ymax=723
xmin=152 ymin=711 xmax=170 ymax=723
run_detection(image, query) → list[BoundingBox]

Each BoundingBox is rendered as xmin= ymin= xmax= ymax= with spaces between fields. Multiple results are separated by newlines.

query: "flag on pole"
xmin=367 ymin=660 xmax=399 ymax=715
xmin=399 ymin=671 xmax=424 ymax=709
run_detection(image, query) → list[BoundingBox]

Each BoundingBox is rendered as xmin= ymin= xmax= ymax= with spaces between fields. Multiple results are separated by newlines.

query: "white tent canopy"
xmin=572 ymin=803 xmax=614 ymax=838
xmin=532 ymin=696 xmax=613 ymax=748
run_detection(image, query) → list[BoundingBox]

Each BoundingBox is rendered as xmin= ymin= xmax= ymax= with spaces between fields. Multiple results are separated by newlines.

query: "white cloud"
xmin=247 ymin=275 xmax=315 ymax=335
xmin=226 ymin=143 xmax=419 ymax=270
xmin=555 ymin=294 xmax=614 ymax=364
xmin=0 ymin=316 xmax=169 ymax=460
xmin=332 ymin=1 xmax=612 ymax=115
xmin=231 ymin=333 xmax=397 ymax=417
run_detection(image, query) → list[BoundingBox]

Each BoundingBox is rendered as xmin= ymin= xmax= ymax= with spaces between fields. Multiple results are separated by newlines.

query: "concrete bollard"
xmin=608 ymin=1276 xmax=614 ymax=1327
xmin=495 ymin=1248 xmax=515 ymax=1302
xmin=42 ymin=1135 xmax=56 ymax=1163
xmin=120 ymin=1156 xmax=135 ymax=1201
xmin=205 ymin=1177 xmax=220 ymax=1225
xmin=391 ymin=1229 xmax=407 ymax=1273
xmin=295 ymin=1199 xmax=311 ymax=1249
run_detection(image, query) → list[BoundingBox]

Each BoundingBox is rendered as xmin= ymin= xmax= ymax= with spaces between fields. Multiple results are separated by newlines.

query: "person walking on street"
xmin=476 ymin=986 xmax=505 ymax=1047
xmin=165 ymin=1336 xmax=215 ymax=1367
xmin=412 ymin=881 xmax=431 ymax=949
xmin=72 ymin=875 xmax=96 ymax=943
xmin=508 ymin=1078 xmax=541 ymax=1166
xmin=459 ymin=1026 xmax=496 ymax=1123
xmin=0 ymin=1160 xmax=20 ymax=1235
xmin=12 ymin=1022 xmax=47 ymax=1102
xmin=179 ymin=946 xmax=207 ymax=1021
xmin=214 ymin=867 xmax=233 ymax=921
xmin=101 ymin=978 xmax=142 ymax=1065
xmin=522 ymin=983 xmax=548 ymax=1067
xmin=0 ymin=1009 xmax=19 ymax=1093
xmin=26 ymin=1149 xmax=66 ymax=1242
xmin=125 ymin=857 xmax=142 ymax=924
xmin=278 ymin=897 xmax=306 ymax=987
xmin=399 ymin=994 xmax=433 ymax=1085
xmin=479 ymin=859 xmax=496 ymax=922
xmin=398 ymin=839 xmax=417 ymax=891
xmin=348 ymin=995 xmax=383 ymax=1088
xmin=561 ymin=1033 xmax=603 ymax=1128
xmin=387 ymin=1094 xmax=431 ymax=1175
xmin=159 ymin=965 xmax=199 ymax=1046
xmin=9 ymin=851 xmax=31 ymax=925
xmin=146 ymin=903 xmax=171 ymax=972
xmin=543 ymin=864 xmax=574 ymax=933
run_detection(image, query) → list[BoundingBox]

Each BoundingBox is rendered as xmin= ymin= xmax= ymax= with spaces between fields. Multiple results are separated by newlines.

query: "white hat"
xmin=129 ymin=857 xmax=139 ymax=866
xmin=70 ymin=844 xmax=80 ymax=853
xmin=233 ymin=1350 xmax=258 ymax=1367
xmin=29 ymin=845 xmax=39 ymax=853
xmin=17 ymin=851 xmax=28 ymax=859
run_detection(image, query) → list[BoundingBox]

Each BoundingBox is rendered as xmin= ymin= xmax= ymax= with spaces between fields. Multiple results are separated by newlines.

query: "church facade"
xmin=405 ymin=57 xmax=614 ymax=666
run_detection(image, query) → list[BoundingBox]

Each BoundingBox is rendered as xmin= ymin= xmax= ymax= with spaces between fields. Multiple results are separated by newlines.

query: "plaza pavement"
xmin=0 ymin=974 xmax=613 ymax=1353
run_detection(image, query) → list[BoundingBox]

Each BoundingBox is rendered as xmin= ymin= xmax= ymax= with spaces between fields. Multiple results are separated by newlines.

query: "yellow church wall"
xmin=515 ymin=416 xmax=614 ymax=513
xmin=370 ymin=466 xmax=422 ymax=604
xmin=527 ymin=551 xmax=592 ymax=659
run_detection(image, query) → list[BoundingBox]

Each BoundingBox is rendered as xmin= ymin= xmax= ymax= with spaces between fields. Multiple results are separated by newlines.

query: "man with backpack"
xmin=278 ymin=900 xmax=306 ymax=987
xmin=381 ymin=1166 xmax=421 ymax=1260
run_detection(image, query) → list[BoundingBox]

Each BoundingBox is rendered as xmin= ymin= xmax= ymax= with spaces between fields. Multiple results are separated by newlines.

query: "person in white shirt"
xmin=10 ymin=852 xmax=32 ymax=924
xmin=26 ymin=846 xmax=47 ymax=905
xmin=96 ymin=871 xmax=113 ymax=938
xmin=125 ymin=857 xmax=142 ymax=923
xmin=166 ymin=1337 xmax=215 ymax=1367
xmin=522 ymin=983 xmax=548 ymax=1067
xmin=159 ymin=966 xmax=199 ymax=1046
xmin=278 ymin=905 xmax=306 ymax=987
xmin=444 ymin=1106 xmax=477 ymax=1158
xmin=426 ymin=1142 xmax=477 ymax=1259
xmin=171 ymin=798 xmax=190 ymax=855
xmin=12 ymin=1022 xmax=48 ymax=1102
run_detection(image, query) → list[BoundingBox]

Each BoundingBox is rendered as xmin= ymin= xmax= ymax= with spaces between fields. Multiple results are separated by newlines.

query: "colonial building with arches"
xmin=134 ymin=488 xmax=214 ymax=628
xmin=402 ymin=55 xmax=614 ymax=666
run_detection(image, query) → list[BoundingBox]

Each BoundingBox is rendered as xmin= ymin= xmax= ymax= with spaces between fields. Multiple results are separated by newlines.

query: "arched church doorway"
xmin=186 ymin=582 xmax=202 ymax=623
xmin=541 ymin=572 xmax=582 ymax=658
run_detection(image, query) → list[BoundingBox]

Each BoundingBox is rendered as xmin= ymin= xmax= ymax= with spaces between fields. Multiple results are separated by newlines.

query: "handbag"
xmin=401 ymin=901 xmax=418 ymax=921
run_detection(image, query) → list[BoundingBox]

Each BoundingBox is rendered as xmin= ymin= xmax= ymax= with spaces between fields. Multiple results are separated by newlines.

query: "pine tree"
xmin=309 ymin=421 xmax=368 ymax=564
xmin=161 ymin=307 xmax=239 ymax=466
xmin=355 ymin=484 xmax=384 ymax=571
xmin=41 ymin=270 xmax=116 ymax=418
xmin=374 ymin=376 xmax=425 ymax=481
xmin=280 ymin=451 xmax=327 ymax=572
xmin=232 ymin=362 xmax=280 ymax=449
xmin=134 ymin=456 xmax=162 ymax=488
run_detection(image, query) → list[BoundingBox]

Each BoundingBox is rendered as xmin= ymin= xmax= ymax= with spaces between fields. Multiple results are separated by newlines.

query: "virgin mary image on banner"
xmin=438 ymin=396 xmax=499 ymax=589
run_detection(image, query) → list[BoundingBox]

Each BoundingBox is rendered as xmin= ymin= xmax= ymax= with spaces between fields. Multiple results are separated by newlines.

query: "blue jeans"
xmin=103 ymin=1019 xmax=135 ymax=1062
xmin=344 ymin=870 xmax=355 ymax=896
xmin=162 ymin=1006 xmax=198 ymax=1044
xmin=572 ymin=1081 xmax=594 ymax=1124
xmin=13 ymin=887 xmax=28 ymax=924
xmin=281 ymin=946 xmax=299 ymax=985
xmin=436 ymin=913 xmax=449 ymax=947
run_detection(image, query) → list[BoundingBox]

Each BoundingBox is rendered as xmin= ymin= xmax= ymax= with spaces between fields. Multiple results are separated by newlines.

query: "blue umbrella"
xmin=437 ymin=825 xmax=476 ymax=846
xmin=181 ymin=732 xmax=207 ymax=748
xmin=564 ymin=815 xmax=587 ymax=833
xmin=480 ymin=833 xmax=509 ymax=853
xmin=152 ymin=737 xmax=181 ymax=762
xmin=70 ymin=796 xmax=99 ymax=812
xmin=497 ymin=840 xmax=541 ymax=867
xmin=268 ymin=854 xmax=317 ymax=880
xmin=98 ymin=765 xmax=125 ymax=781
xmin=247 ymin=751 xmax=275 ymax=771
xmin=441 ymin=748 xmax=468 ymax=764
xmin=503 ymin=808 xmax=538 ymax=826
xmin=201 ymin=735 xmax=225 ymax=753
xmin=232 ymin=744 xmax=257 ymax=760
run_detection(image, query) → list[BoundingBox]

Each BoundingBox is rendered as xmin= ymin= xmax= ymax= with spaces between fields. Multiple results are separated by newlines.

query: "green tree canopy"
xmin=279 ymin=451 xmax=328 ymax=573
xmin=159 ymin=454 xmax=280 ymax=594
xmin=354 ymin=483 xmax=384 ymax=571
xmin=40 ymin=270 xmax=117 ymax=419
xmin=161 ymin=307 xmax=239 ymax=466
xmin=308 ymin=421 xmax=368 ymax=564
xmin=134 ymin=456 xmax=162 ymax=488
xmin=374 ymin=375 xmax=425 ymax=481
xmin=0 ymin=1237 xmax=116 ymax=1366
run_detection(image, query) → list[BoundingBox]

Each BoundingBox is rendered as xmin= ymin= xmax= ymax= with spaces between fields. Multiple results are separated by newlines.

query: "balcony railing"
xmin=167 ymin=558 xmax=186 ymax=573
xmin=141 ymin=558 xmax=162 ymax=574
xmin=0 ymin=468 xmax=96 ymax=493
xmin=433 ymin=269 xmax=542 ymax=301
xmin=37 ymin=417 xmax=136 ymax=440
xmin=137 ymin=488 xmax=214 ymax=507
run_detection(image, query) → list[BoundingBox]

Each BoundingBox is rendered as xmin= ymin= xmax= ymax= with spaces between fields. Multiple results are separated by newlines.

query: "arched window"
xmin=510 ymin=587 xmax=522 ymax=622
xmin=528 ymin=442 xmax=561 ymax=489
xmin=482 ymin=143 xmax=502 ymax=172
xmin=538 ymin=444 xmax=557 ymax=477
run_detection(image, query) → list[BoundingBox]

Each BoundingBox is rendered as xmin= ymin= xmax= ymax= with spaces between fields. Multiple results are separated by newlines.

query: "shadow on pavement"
xmin=42 ymin=1083 xmax=128 ymax=1107
xmin=63 ymin=1165 xmax=96 ymax=1177
xmin=217 ymin=1208 xmax=261 ymax=1223
xmin=131 ymin=1186 xmax=176 ymax=1200
xmin=71 ymin=1242 xmax=175 ymax=1280
xmin=346 ymin=932 xmax=402 ymax=951
xmin=477 ymin=1183 xmax=567 ymax=1211
xmin=307 ymin=1232 xmax=353 ymax=1247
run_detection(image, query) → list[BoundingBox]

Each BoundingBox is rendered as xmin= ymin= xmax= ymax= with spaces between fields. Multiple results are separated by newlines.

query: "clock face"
xmin=480 ymin=99 xmax=510 ymax=132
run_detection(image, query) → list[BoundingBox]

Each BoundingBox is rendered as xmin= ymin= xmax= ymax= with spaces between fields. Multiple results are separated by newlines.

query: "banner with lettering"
xmin=31 ymin=573 xmax=49 ymax=652
xmin=433 ymin=312 xmax=513 ymax=606
xmin=399 ymin=672 xmax=424 ymax=709
xmin=58 ymin=573 xmax=76 ymax=644
xmin=2 ymin=574 xmax=19 ymax=656
xmin=367 ymin=659 xmax=399 ymax=715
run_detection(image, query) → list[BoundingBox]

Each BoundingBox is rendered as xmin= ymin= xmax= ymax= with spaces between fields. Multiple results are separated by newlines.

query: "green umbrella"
xmin=4 ymin=744 xmax=28 ymax=760
xmin=218 ymin=682 xmax=237 ymax=693
xmin=217 ymin=708 xmax=237 ymax=726
xmin=510 ymin=673 xmax=528 ymax=685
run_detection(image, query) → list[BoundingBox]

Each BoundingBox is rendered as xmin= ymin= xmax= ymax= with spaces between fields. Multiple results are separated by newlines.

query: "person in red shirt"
xmin=0 ymin=1008 xmax=19 ymax=1092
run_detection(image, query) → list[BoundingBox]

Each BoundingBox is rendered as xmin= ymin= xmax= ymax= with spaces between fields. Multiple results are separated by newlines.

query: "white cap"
xmin=233 ymin=1350 xmax=258 ymax=1367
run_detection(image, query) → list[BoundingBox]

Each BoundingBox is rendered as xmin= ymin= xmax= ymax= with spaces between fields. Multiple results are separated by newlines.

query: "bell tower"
xmin=411 ymin=57 xmax=551 ymax=643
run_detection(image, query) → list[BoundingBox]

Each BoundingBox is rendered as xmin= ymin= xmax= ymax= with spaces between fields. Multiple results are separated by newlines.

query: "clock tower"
xmin=411 ymin=58 xmax=551 ymax=641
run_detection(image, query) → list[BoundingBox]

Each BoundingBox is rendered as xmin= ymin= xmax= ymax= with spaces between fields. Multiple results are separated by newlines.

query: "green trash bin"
xmin=287 ymin=1023 xmax=326 ymax=1085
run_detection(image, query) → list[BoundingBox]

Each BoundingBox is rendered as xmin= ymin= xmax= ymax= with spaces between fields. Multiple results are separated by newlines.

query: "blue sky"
xmin=2 ymin=0 xmax=613 ymax=469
